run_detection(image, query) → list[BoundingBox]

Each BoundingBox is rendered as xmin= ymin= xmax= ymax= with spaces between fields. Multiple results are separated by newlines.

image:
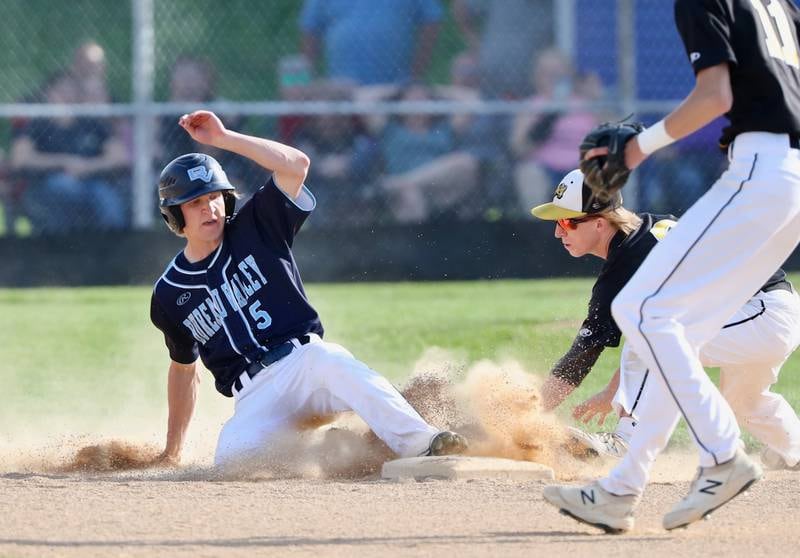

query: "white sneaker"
xmin=761 ymin=447 xmax=800 ymax=470
xmin=567 ymin=427 xmax=629 ymax=458
xmin=542 ymin=481 xmax=638 ymax=534
xmin=663 ymin=448 xmax=762 ymax=531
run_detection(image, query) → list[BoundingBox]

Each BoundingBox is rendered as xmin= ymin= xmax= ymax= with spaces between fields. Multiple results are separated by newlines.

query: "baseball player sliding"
xmin=150 ymin=110 xmax=467 ymax=468
xmin=534 ymin=169 xmax=800 ymax=474
xmin=543 ymin=0 xmax=800 ymax=533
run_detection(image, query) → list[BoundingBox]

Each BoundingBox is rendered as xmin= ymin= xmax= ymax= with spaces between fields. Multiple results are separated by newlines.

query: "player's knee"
xmin=304 ymin=344 xmax=365 ymax=383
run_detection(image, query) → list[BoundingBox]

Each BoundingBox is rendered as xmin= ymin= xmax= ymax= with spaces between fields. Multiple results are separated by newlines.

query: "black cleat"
xmin=422 ymin=431 xmax=468 ymax=456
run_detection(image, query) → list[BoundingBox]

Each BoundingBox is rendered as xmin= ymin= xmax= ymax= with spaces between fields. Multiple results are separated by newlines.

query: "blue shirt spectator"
xmin=300 ymin=0 xmax=443 ymax=85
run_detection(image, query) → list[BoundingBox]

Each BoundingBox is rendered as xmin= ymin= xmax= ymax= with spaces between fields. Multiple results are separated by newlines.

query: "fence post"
xmin=617 ymin=0 xmax=639 ymax=208
xmin=132 ymin=0 xmax=155 ymax=228
xmin=555 ymin=0 xmax=576 ymax=58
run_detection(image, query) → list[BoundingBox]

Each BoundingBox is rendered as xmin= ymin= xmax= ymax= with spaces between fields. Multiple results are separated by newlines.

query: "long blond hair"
xmin=601 ymin=206 xmax=642 ymax=236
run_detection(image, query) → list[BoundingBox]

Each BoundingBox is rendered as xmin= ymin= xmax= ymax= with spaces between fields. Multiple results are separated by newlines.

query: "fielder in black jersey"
xmin=532 ymin=168 xmax=799 ymax=465
xmin=545 ymin=0 xmax=800 ymax=534
xmin=150 ymin=110 xmax=466 ymax=468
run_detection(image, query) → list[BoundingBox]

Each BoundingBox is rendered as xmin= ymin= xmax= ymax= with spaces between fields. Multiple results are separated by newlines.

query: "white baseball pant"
xmin=601 ymin=132 xmax=800 ymax=496
xmin=214 ymin=335 xmax=438 ymax=466
xmin=608 ymin=288 xmax=800 ymax=494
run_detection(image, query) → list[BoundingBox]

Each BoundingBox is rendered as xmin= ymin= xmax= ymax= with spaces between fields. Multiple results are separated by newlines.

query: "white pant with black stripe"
xmin=608 ymin=289 xmax=800 ymax=495
xmin=601 ymin=132 xmax=800 ymax=496
xmin=214 ymin=336 xmax=438 ymax=466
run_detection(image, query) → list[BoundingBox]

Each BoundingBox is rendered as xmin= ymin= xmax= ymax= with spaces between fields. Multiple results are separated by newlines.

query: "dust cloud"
xmin=2 ymin=349 xmax=602 ymax=480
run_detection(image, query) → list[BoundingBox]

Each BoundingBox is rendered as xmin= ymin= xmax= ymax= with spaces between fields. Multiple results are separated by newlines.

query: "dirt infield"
xmin=2 ymin=362 xmax=797 ymax=556
xmin=1 ymin=462 xmax=798 ymax=557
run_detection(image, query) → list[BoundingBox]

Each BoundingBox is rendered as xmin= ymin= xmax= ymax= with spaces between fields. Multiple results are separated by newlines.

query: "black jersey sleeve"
xmin=150 ymin=293 xmax=199 ymax=364
xmin=250 ymin=176 xmax=316 ymax=249
xmin=575 ymin=282 xmax=624 ymax=351
xmin=551 ymin=339 xmax=605 ymax=387
xmin=549 ymin=282 xmax=619 ymax=387
xmin=675 ymin=0 xmax=736 ymax=73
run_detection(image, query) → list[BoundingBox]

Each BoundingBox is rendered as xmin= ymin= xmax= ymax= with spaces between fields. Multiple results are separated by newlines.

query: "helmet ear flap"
xmin=223 ymin=191 xmax=236 ymax=218
xmin=159 ymin=205 xmax=185 ymax=234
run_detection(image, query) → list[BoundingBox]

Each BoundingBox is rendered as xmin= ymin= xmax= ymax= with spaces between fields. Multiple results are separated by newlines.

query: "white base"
xmin=381 ymin=456 xmax=555 ymax=481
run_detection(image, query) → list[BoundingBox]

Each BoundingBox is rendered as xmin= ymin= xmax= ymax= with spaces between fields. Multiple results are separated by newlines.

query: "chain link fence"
xmin=0 ymin=0 xmax=729 ymax=237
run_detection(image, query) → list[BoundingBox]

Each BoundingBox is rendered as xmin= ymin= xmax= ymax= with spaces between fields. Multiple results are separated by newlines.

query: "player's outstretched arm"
xmin=626 ymin=63 xmax=732 ymax=170
xmin=541 ymin=374 xmax=578 ymax=412
xmin=160 ymin=360 xmax=200 ymax=465
xmin=582 ymin=63 xmax=733 ymax=174
xmin=178 ymin=110 xmax=310 ymax=199
xmin=541 ymin=342 xmax=605 ymax=411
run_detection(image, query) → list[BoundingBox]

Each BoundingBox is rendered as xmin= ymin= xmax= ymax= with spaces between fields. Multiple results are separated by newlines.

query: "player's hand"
xmin=572 ymin=388 xmax=614 ymax=426
xmin=179 ymin=110 xmax=228 ymax=147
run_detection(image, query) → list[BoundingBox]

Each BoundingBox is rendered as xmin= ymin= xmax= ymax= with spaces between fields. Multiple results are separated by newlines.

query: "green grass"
xmin=2 ymin=279 xmax=799 ymax=450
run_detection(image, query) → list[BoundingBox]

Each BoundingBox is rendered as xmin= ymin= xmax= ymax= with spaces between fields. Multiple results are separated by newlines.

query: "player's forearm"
xmin=662 ymin=64 xmax=733 ymax=142
xmin=541 ymin=375 xmax=577 ymax=411
xmin=215 ymin=130 xmax=310 ymax=183
xmin=547 ymin=341 xmax=604 ymax=405
xmin=163 ymin=363 xmax=199 ymax=458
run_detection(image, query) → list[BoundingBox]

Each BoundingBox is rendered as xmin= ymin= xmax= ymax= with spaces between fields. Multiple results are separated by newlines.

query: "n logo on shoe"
xmin=699 ymin=479 xmax=723 ymax=495
xmin=580 ymin=489 xmax=596 ymax=505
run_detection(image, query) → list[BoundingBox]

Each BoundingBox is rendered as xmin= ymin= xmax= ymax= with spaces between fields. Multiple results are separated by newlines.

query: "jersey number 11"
xmin=751 ymin=0 xmax=800 ymax=69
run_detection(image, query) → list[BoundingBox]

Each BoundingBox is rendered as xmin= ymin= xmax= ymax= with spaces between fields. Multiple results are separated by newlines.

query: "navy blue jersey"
xmin=151 ymin=177 xmax=323 ymax=396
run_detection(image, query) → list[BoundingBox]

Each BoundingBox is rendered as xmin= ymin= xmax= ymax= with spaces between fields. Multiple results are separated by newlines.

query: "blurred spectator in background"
xmin=1 ymin=142 xmax=25 ymax=236
xmin=70 ymin=41 xmax=134 ymax=200
xmin=294 ymin=91 xmax=381 ymax=227
xmin=453 ymin=0 xmax=554 ymax=99
xmin=439 ymin=51 xmax=514 ymax=219
xmin=299 ymin=0 xmax=443 ymax=86
xmin=70 ymin=40 xmax=108 ymax=103
xmin=0 ymin=149 xmax=10 ymax=235
xmin=10 ymin=71 xmax=129 ymax=234
xmin=277 ymin=54 xmax=315 ymax=145
xmin=3 ymin=40 xmax=128 ymax=235
xmin=637 ymin=118 xmax=728 ymax=215
xmin=359 ymin=82 xmax=481 ymax=224
xmin=510 ymin=48 xmax=603 ymax=214
xmin=158 ymin=55 xmax=256 ymax=195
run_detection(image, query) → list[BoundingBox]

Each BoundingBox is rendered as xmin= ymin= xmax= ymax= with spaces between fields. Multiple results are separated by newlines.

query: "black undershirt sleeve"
xmin=550 ymin=337 xmax=605 ymax=387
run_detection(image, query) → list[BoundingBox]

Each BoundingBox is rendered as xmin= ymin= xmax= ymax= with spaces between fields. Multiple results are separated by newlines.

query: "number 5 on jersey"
xmin=751 ymin=0 xmax=800 ymax=69
xmin=249 ymin=300 xmax=272 ymax=330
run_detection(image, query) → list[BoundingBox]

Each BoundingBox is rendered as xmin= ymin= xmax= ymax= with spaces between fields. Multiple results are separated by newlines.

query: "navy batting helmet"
xmin=158 ymin=153 xmax=236 ymax=234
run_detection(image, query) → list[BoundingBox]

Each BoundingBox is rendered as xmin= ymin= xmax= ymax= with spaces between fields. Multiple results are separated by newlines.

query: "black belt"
xmin=761 ymin=281 xmax=793 ymax=294
xmin=232 ymin=334 xmax=312 ymax=394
